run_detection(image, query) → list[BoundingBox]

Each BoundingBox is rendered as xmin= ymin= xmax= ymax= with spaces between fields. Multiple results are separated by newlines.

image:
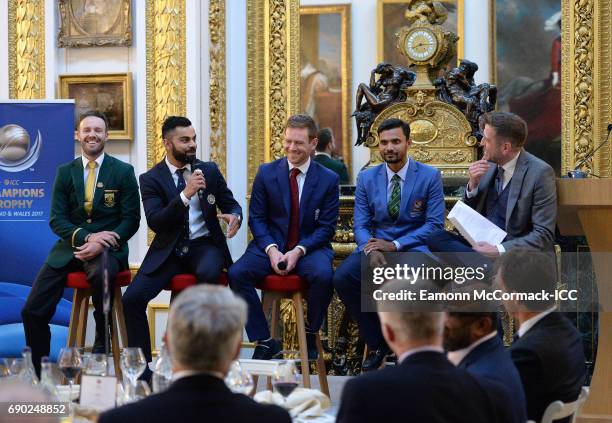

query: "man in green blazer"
xmin=21 ymin=111 xmax=140 ymax=374
xmin=313 ymin=127 xmax=349 ymax=184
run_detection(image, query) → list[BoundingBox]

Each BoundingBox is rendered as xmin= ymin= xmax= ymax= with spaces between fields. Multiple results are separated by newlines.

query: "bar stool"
xmin=255 ymin=274 xmax=329 ymax=397
xmin=66 ymin=270 xmax=131 ymax=378
xmin=165 ymin=272 xmax=229 ymax=301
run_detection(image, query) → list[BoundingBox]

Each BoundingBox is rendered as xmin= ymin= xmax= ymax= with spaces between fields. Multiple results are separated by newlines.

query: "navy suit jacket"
xmin=139 ymin=159 xmax=242 ymax=274
xmin=337 ymin=351 xmax=517 ymax=423
xmin=510 ymin=313 xmax=586 ymax=423
xmin=354 ymin=159 xmax=445 ymax=252
xmin=458 ymin=335 xmax=527 ymax=423
xmin=247 ymin=157 xmax=339 ymax=256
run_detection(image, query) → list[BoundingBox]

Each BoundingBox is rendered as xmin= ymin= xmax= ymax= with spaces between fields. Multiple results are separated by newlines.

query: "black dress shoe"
xmin=362 ymin=347 xmax=391 ymax=372
xmin=252 ymin=338 xmax=282 ymax=360
xmin=305 ymin=332 xmax=319 ymax=361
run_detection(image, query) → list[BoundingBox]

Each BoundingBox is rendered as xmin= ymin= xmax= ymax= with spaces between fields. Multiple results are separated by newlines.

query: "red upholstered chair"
xmin=255 ymin=274 xmax=329 ymax=397
xmin=66 ymin=270 xmax=131 ymax=378
xmin=165 ymin=272 xmax=229 ymax=301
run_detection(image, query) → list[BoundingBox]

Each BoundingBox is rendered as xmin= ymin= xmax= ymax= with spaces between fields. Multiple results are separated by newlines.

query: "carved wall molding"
xmin=146 ymin=0 xmax=186 ymax=170
xmin=247 ymin=0 xmax=300 ymax=191
xmin=209 ymin=0 xmax=227 ymax=176
xmin=8 ymin=0 xmax=45 ymax=99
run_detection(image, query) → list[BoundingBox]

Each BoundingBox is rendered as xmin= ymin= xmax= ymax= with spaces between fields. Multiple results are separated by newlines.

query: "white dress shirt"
xmin=385 ymin=159 xmax=410 ymax=251
xmin=81 ymin=153 xmax=105 ymax=187
xmin=465 ymin=152 xmax=520 ymax=254
xmin=397 ymin=345 xmax=444 ymax=364
xmin=447 ymin=330 xmax=498 ymax=366
xmin=264 ymin=159 xmax=311 ymax=255
xmin=516 ymin=306 xmax=556 ymax=338
xmin=165 ymin=157 xmax=210 ymax=239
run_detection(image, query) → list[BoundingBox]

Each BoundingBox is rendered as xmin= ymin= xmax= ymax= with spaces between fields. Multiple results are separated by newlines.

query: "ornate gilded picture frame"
xmin=300 ymin=4 xmax=352 ymax=178
xmin=58 ymin=0 xmax=132 ymax=47
xmin=377 ymin=0 xmax=464 ymax=67
xmin=58 ymin=73 xmax=133 ymax=141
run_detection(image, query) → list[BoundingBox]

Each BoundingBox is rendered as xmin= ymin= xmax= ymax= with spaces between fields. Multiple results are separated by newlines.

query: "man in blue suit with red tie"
xmin=333 ymin=118 xmax=445 ymax=371
xmin=229 ymin=114 xmax=339 ymax=360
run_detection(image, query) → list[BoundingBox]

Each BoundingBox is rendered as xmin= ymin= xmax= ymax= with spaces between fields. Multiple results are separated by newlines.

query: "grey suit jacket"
xmin=464 ymin=149 xmax=557 ymax=251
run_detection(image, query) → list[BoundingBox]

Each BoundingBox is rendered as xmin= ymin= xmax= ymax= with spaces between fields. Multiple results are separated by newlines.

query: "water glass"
xmin=123 ymin=380 xmax=151 ymax=403
xmin=224 ymin=361 xmax=254 ymax=395
xmin=85 ymin=353 xmax=108 ymax=376
xmin=120 ymin=348 xmax=147 ymax=387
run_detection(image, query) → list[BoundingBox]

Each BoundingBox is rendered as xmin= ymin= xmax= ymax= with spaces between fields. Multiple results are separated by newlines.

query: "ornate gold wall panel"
xmin=146 ymin=0 xmax=186 ymax=170
xmin=209 ymin=0 xmax=227 ymax=176
xmin=8 ymin=0 xmax=45 ymax=99
xmin=247 ymin=0 xmax=300 ymax=191
xmin=562 ymin=0 xmax=612 ymax=177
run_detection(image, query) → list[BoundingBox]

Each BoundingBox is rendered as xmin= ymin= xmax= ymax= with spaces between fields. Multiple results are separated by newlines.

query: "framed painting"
xmin=493 ymin=0 xmax=562 ymax=174
xmin=377 ymin=0 xmax=464 ymax=68
xmin=58 ymin=73 xmax=133 ymax=141
xmin=58 ymin=0 xmax=132 ymax=47
xmin=300 ymin=4 xmax=352 ymax=177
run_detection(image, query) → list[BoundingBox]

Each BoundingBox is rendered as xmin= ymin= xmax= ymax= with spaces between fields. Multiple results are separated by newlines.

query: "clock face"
xmin=405 ymin=29 xmax=438 ymax=62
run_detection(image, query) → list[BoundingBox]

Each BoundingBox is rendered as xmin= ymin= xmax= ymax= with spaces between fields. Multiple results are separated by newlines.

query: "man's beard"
xmin=443 ymin=326 xmax=472 ymax=352
xmin=172 ymin=144 xmax=196 ymax=164
xmin=383 ymin=153 xmax=400 ymax=164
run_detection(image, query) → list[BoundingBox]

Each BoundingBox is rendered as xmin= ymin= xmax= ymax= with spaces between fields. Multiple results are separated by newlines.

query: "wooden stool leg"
xmin=270 ymin=295 xmax=280 ymax=339
xmin=293 ymin=292 xmax=311 ymax=388
xmin=67 ymin=289 xmax=83 ymax=347
xmin=76 ymin=289 xmax=91 ymax=348
xmin=112 ymin=287 xmax=124 ymax=379
xmin=315 ymin=334 xmax=329 ymax=397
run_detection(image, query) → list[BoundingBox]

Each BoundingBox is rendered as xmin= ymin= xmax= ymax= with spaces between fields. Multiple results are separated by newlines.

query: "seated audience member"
xmin=314 ymin=127 xmax=349 ymax=184
xmin=336 ymin=280 xmax=515 ymax=423
xmin=122 ymin=116 xmax=242 ymax=375
xmin=229 ymin=114 xmax=339 ymax=360
xmin=496 ymin=249 xmax=586 ymax=423
xmin=99 ymin=285 xmax=290 ymax=423
xmin=333 ymin=118 xmax=445 ymax=371
xmin=427 ymin=111 xmax=557 ymax=263
xmin=444 ymin=310 xmax=527 ymax=423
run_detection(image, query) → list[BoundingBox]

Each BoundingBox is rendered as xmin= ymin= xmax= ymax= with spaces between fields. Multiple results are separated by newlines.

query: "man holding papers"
xmin=428 ymin=111 xmax=557 ymax=258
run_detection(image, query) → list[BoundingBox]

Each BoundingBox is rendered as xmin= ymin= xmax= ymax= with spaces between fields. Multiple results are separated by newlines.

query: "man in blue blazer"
xmin=333 ymin=118 xmax=445 ymax=371
xmin=445 ymin=311 xmax=527 ymax=423
xmin=229 ymin=114 xmax=339 ymax=359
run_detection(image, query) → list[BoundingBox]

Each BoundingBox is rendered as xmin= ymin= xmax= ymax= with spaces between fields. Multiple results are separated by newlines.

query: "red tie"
xmin=287 ymin=167 xmax=301 ymax=250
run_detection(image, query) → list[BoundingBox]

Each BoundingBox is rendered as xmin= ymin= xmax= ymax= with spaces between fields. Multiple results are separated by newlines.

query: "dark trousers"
xmin=21 ymin=254 xmax=121 ymax=375
xmin=425 ymin=230 xmax=494 ymax=280
xmin=228 ymin=248 xmax=334 ymax=342
xmin=122 ymin=237 xmax=225 ymax=363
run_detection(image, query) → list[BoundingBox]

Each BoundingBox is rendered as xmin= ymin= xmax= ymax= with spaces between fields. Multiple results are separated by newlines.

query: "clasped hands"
xmin=267 ymin=246 xmax=303 ymax=275
xmin=364 ymin=238 xmax=397 ymax=268
xmin=74 ymin=231 xmax=120 ymax=262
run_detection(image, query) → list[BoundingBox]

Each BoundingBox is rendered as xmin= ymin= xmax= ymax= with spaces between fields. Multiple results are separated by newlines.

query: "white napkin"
xmin=255 ymin=388 xmax=334 ymax=422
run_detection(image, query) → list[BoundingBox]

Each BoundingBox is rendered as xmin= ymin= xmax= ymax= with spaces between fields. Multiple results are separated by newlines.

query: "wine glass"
xmin=120 ymin=348 xmax=147 ymax=387
xmin=224 ymin=361 xmax=254 ymax=395
xmin=85 ymin=353 xmax=108 ymax=376
xmin=57 ymin=347 xmax=83 ymax=413
xmin=6 ymin=358 xmax=24 ymax=377
xmin=123 ymin=380 xmax=151 ymax=403
xmin=272 ymin=360 xmax=300 ymax=407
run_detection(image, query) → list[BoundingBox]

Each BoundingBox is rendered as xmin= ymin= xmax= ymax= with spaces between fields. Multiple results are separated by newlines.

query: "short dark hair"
xmin=377 ymin=118 xmax=410 ymax=139
xmin=480 ymin=111 xmax=528 ymax=148
xmin=78 ymin=111 xmax=109 ymax=132
xmin=285 ymin=114 xmax=318 ymax=140
xmin=497 ymin=249 xmax=557 ymax=310
xmin=162 ymin=116 xmax=192 ymax=139
xmin=447 ymin=312 xmax=499 ymax=332
xmin=316 ymin=128 xmax=333 ymax=152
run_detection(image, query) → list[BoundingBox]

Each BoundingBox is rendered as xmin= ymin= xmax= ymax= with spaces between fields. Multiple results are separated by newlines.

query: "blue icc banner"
xmin=0 ymin=101 xmax=75 ymax=357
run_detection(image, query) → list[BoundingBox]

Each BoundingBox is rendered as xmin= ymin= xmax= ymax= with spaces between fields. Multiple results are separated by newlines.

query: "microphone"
xmin=567 ymin=124 xmax=612 ymax=178
xmin=278 ymin=261 xmax=287 ymax=271
xmin=193 ymin=168 xmax=206 ymax=198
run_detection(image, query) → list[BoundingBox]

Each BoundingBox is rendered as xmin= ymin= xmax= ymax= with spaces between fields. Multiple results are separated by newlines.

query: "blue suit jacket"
xmin=247 ymin=157 xmax=339 ymax=256
xmin=458 ymin=335 xmax=527 ymax=423
xmin=354 ymin=160 xmax=444 ymax=251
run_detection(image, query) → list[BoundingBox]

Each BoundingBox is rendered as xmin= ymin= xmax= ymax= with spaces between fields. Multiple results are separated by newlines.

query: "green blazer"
xmin=46 ymin=155 xmax=141 ymax=269
xmin=314 ymin=153 xmax=349 ymax=184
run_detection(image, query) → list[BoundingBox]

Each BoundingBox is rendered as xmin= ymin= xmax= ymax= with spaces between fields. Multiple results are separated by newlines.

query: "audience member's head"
xmin=444 ymin=312 xmax=498 ymax=352
xmin=377 ymin=279 xmax=444 ymax=356
xmin=316 ymin=127 xmax=335 ymax=153
xmin=496 ymin=248 xmax=557 ymax=317
xmin=167 ymin=285 xmax=247 ymax=376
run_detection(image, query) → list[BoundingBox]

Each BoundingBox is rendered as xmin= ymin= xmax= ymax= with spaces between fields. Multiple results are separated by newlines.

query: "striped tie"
xmin=388 ymin=174 xmax=401 ymax=220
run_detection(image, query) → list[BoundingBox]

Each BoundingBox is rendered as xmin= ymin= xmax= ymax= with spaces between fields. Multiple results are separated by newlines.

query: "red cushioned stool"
xmin=66 ymin=270 xmax=131 ymax=378
xmin=254 ymin=274 xmax=329 ymax=397
xmin=165 ymin=271 xmax=229 ymax=301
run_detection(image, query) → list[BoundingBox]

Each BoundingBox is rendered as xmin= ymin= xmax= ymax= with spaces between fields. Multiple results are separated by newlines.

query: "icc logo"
xmin=0 ymin=124 xmax=43 ymax=172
